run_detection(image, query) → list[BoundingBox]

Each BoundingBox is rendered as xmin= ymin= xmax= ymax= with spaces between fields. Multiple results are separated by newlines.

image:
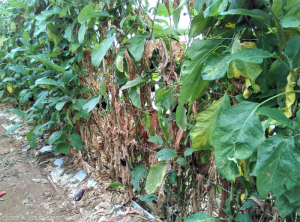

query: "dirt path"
xmin=0 ymin=103 xmax=159 ymax=222
xmin=0 ymin=124 xmax=75 ymax=221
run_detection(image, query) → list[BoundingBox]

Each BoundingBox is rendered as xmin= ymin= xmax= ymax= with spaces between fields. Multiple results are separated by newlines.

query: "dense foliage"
xmin=1 ymin=0 xmax=300 ymax=220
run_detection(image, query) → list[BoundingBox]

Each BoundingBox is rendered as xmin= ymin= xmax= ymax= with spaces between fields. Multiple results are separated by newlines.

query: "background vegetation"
xmin=1 ymin=0 xmax=300 ymax=221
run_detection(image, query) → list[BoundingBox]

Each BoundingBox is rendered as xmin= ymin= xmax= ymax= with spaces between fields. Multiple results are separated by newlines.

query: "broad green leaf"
xmin=156 ymin=149 xmax=177 ymax=160
xmin=256 ymin=135 xmax=300 ymax=199
xmin=2 ymin=77 xmax=16 ymax=82
xmin=69 ymin=133 xmax=84 ymax=151
xmin=184 ymin=212 xmax=215 ymax=222
xmin=107 ymin=181 xmax=124 ymax=188
xmin=52 ymin=142 xmax=70 ymax=155
xmin=211 ymin=101 xmax=265 ymax=180
xmin=49 ymin=131 xmax=63 ymax=145
xmin=55 ymin=101 xmax=66 ymax=111
xmin=23 ymin=31 xmax=29 ymax=43
xmin=6 ymin=123 xmax=23 ymax=134
xmin=145 ymin=162 xmax=167 ymax=193
xmin=203 ymin=0 xmax=222 ymax=17
xmin=282 ymin=14 xmax=300 ymax=28
xmin=54 ymin=133 xmax=67 ymax=144
xmin=140 ymin=194 xmax=157 ymax=202
xmin=78 ymin=23 xmax=85 ymax=44
xmin=258 ymin=107 xmax=292 ymax=127
xmin=235 ymin=214 xmax=252 ymax=222
xmin=229 ymin=49 xmax=276 ymax=64
xmin=275 ymin=195 xmax=295 ymax=217
xmin=129 ymin=34 xmax=146 ymax=61
xmin=92 ymin=35 xmax=116 ymax=67
xmin=173 ymin=8 xmax=181 ymax=30
xmin=157 ymin=107 xmax=171 ymax=140
xmin=281 ymin=183 xmax=300 ymax=209
xmin=148 ymin=136 xmax=163 ymax=145
xmin=83 ymin=95 xmax=101 ymax=113
xmin=35 ymin=78 xmax=59 ymax=86
xmin=78 ymin=5 xmax=110 ymax=24
xmin=120 ymin=77 xmax=146 ymax=90
xmin=73 ymin=99 xmax=90 ymax=118
xmin=131 ymin=163 xmax=148 ymax=193
xmin=9 ymin=108 xmax=24 ymax=118
xmin=184 ymin=148 xmax=199 ymax=157
xmin=35 ymin=7 xmax=60 ymax=26
xmin=28 ymin=54 xmax=65 ymax=72
xmin=201 ymin=53 xmax=230 ymax=80
xmin=128 ymin=86 xmax=142 ymax=109
xmin=216 ymin=9 xmax=271 ymax=25
xmin=155 ymin=87 xmax=172 ymax=113
xmin=189 ymin=13 xmax=214 ymax=38
xmin=194 ymin=0 xmax=206 ymax=12
xmin=285 ymin=35 xmax=300 ymax=58
xmin=176 ymin=105 xmax=187 ymax=131
xmin=191 ymin=94 xmax=230 ymax=150
xmin=176 ymin=157 xmax=187 ymax=165
xmin=63 ymin=70 xmax=74 ymax=84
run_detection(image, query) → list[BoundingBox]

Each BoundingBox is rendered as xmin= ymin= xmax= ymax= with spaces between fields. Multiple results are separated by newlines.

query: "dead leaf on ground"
xmin=31 ymin=178 xmax=49 ymax=184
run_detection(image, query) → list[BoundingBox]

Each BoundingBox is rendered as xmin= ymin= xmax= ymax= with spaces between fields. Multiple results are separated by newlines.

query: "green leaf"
xmin=235 ymin=214 xmax=252 ymax=222
xmin=191 ymin=94 xmax=230 ymax=150
xmin=55 ymin=101 xmax=66 ymax=111
xmin=28 ymin=54 xmax=65 ymax=72
xmin=78 ymin=5 xmax=110 ymax=24
xmin=140 ymin=194 xmax=157 ymax=202
xmin=69 ymin=133 xmax=84 ymax=151
xmin=78 ymin=23 xmax=85 ymax=44
xmin=229 ymin=49 xmax=276 ymax=64
xmin=73 ymin=99 xmax=90 ymax=119
xmin=285 ymin=35 xmax=300 ymax=58
xmin=6 ymin=124 xmax=23 ymax=134
xmin=184 ymin=212 xmax=215 ymax=222
xmin=184 ymin=148 xmax=199 ymax=157
xmin=9 ymin=108 xmax=24 ymax=118
xmin=148 ymin=136 xmax=163 ymax=145
xmin=282 ymin=14 xmax=300 ymax=28
xmin=128 ymin=86 xmax=142 ymax=109
xmin=202 ymin=53 xmax=230 ymax=80
xmin=156 ymin=149 xmax=177 ymax=160
xmin=116 ymin=54 xmax=124 ymax=72
xmin=47 ymin=23 xmax=61 ymax=46
xmin=176 ymin=105 xmax=187 ymax=131
xmin=107 ymin=181 xmax=124 ymax=188
xmin=176 ymin=157 xmax=187 ymax=165
xmin=203 ymin=0 xmax=222 ymax=17
xmin=120 ymin=77 xmax=146 ymax=90
xmin=189 ymin=13 xmax=214 ymax=38
xmin=83 ymin=95 xmax=101 ymax=113
xmin=52 ymin=142 xmax=70 ymax=155
xmin=173 ymin=8 xmax=181 ymax=30
xmin=256 ymin=135 xmax=300 ymax=199
xmin=211 ymin=101 xmax=265 ymax=180
xmin=92 ymin=35 xmax=116 ymax=67
xmin=240 ymin=200 xmax=257 ymax=210
xmin=145 ymin=162 xmax=167 ymax=193
xmin=258 ymin=107 xmax=292 ymax=127
xmin=217 ymin=9 xmax=271 ymax=25
xmin=23 ymin=31 xmax=30 ymax=43
xmin=131 ymin=163 xmax=148 ymax=193
xmin=194 ymin=0 xmax=206 ymax=12
xmin=275 ymin=195 xmax=295 ymax=217
xmin=129 ymin=34 xmax=146 ymax=61
xmin=157 ymin=107 xmax=171 ymax=140
xmin=49 ymin=131 xmax=63 ymax=145
xmin=35 ymin=78 xmax=59 ymax=86
xmin=155 ymin=87 xmax=172 ymax=112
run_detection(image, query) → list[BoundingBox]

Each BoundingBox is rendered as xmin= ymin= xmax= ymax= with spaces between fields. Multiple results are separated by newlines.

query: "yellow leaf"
xmin=10 ymin=22 xmax=16 ymax=31
xmin=284 ymin=72 xmax=297 ymax=118
xmin=116 ymin=54 xmax=124 ymax=72
xmin=241 ymin=193 xmax=245 ymax=200
xmin=224 ymin=22 xmax=236 ymax=29
xmin=0 ymin=36 xmax=4 ymax=46
xmin=7 ymin=85 xmax=14 ymax=93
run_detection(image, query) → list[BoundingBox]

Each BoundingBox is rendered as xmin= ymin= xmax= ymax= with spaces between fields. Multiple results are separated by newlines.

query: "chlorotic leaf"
xmin=107 ymin=181 xmax=124 ymax=188
xmin=145 ymin=162 xmax=167 ymax=193
xmin=191 ymin=94 xmax=230 ymax=150
xmin=201 ymin=53 xmax=230 ymax=80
